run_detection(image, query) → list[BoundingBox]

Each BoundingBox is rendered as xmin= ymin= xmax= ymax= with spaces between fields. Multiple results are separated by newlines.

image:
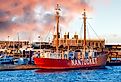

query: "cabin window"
xmin=96 ymin=43 xmax=98 ymax=47
xmin=100 ymin=43 xmax=102 ymax=47
xmin=76 ymin=40 xmax=78 ymax=43
xmin=92 ymin=42 xmax=94 ymax=45
xmin=88 ymin=42 xmax=90 ymax=46
xmin=64 ymin=40 xmax=66 ymax=43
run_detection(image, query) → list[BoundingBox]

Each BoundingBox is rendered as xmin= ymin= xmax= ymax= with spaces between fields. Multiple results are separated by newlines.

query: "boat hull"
xmin=34 ymin=55 xmax=107 ymax=70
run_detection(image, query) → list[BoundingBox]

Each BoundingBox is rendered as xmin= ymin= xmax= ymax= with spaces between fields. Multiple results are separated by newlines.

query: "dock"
xmin=0 ymin=65 xmax=40 ymax=71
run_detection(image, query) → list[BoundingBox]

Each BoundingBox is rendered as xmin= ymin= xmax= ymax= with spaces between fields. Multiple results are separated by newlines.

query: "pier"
xmin=0 ymin=65 xmax=39 ymax=71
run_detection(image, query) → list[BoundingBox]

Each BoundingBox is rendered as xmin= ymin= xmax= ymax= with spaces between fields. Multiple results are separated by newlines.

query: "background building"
xmin=0 ymin=41 xmax=29 ymax=49
xmin=52 ymin=33 xmax=105 ymax=50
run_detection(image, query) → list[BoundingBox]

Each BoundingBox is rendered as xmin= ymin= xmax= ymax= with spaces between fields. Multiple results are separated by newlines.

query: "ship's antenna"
xmin=55 ymin=4 xmax=61 ymax=53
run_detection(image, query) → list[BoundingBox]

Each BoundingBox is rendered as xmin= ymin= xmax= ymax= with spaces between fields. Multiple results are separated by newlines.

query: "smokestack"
xmin=64 ymin=32 xmax=67 ymax=39
xmin=67 ymin=32 xmax=69 ymax=39
xmin=74 ymin=32 xmax=78 ymax=39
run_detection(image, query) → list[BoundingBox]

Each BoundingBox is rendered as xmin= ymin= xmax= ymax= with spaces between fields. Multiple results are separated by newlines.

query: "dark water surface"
xmin=0 ymin=66 xmax=121 ymax=82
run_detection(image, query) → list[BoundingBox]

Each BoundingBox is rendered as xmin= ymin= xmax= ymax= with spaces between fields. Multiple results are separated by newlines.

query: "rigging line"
xmin=44 ymin=25 xmax=52 ymax=41
xmin=87 ymin=21 xmax=104 ymax=48
xmin=80 ymin=22 xmax=83 ymax=39
xmin=60 ymin=26 xmax=62 ymax=38
xmin=80 ymin=22 xmax=83 ymax=47
xmin=51 ymin=25 xmax=55 ymax=34
xmin=87 ymin=21 xmax=100 ymax=40
xmin=87 ymin=25 xmax=90 ymax=40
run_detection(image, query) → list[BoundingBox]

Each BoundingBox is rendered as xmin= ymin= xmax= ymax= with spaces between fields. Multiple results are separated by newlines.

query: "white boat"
xmin=0 ymin=55 xmax=14 ymax=64
xmin=13 ymin=58 xmax=29 ymax=65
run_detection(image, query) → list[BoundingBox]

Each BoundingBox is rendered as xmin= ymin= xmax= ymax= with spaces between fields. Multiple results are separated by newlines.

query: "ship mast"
xmin=83 ymin=9 xmax=87 ymax=58
xmin=55 ymin=4 xmax=60 ymax=53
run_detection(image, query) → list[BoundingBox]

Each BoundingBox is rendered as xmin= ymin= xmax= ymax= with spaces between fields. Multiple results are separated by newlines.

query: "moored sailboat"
xmin=34 ymin=4 xmax=107 ymax=70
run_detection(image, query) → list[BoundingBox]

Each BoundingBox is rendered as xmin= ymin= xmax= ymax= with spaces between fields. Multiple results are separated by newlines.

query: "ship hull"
xmin=34 ymin=55 xmax=107 ymax=70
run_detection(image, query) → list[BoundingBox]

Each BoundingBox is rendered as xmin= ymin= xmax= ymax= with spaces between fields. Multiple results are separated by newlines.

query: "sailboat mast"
xmin=55 ymin=4 xmax=60 ymax=53
xmin=83 ymin=9 xmax=87 ymax=54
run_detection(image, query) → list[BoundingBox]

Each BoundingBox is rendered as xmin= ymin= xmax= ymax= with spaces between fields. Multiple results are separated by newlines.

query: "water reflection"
xmin=35 ymin=69 xmax=73 ymax=73
xmin=35 ymin=67 xmax=107 ymax=74
xmin=0 ymin=66 xmax=120 ymax=82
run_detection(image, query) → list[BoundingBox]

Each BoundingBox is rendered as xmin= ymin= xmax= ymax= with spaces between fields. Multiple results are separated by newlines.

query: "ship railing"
xmin=40 ymin=52 xmax=63 ymax=59
xmin=68 ymin=50 xmax=105 ymax=60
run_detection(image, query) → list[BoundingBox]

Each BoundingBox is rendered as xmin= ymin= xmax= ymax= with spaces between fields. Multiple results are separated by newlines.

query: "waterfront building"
xmin=0 ymin=41 xmax=29 ymax=55
xmin=32 ymin=42 xmax=51 ymax=49
xmin=0 ymin=41 xmax=29 ymax=49
xmin=105 ymin=44 xmax=121 ymax=58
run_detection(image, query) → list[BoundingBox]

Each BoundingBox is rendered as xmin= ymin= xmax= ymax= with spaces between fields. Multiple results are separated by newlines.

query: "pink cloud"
xmin=0 ymin=0 xmax=93 ymax=41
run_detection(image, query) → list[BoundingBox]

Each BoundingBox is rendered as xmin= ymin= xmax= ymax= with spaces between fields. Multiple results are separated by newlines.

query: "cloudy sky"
xmin=0 ymin=0 xmax=121 ymax=44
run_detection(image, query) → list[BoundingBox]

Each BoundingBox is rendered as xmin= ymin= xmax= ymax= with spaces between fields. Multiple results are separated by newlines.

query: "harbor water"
xmin=0 ymin=66 xmax=121 ymax=82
